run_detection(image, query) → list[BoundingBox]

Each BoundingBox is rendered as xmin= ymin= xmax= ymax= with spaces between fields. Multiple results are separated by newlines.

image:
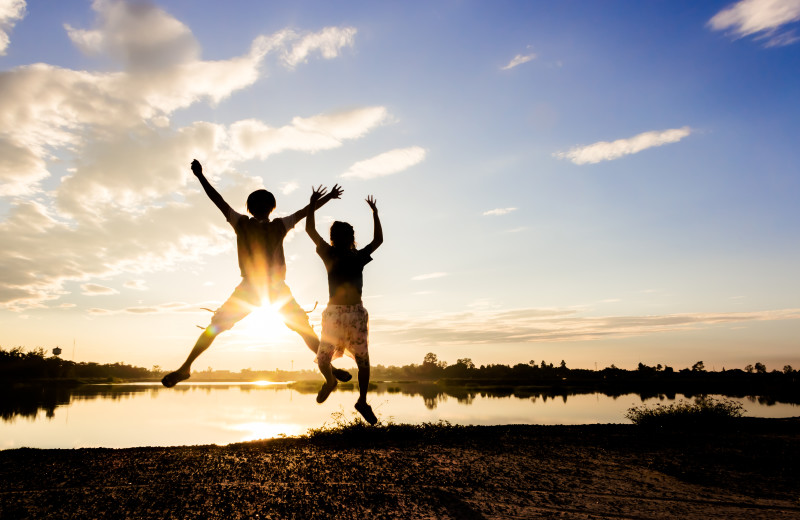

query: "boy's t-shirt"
xmin=315 ymin=243 xmax=372 ymax=305
xmin=226 ymin=209 xmax=301 ymax=282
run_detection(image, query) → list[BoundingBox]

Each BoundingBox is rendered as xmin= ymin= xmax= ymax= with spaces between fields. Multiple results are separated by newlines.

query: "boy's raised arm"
xmin=191 ymin=160 xmax=233 ymax=218
xmin=363 ymin=195 xmax=383 ymax=254
xmin=288 ymin=183 xmax=342 ymax=224
xmin=305 ymin=185 xmax=328 ymax=247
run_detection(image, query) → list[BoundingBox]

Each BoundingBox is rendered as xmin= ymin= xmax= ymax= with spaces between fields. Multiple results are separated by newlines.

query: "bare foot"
xmin=161 ymin=370 xmax=190 ymax=388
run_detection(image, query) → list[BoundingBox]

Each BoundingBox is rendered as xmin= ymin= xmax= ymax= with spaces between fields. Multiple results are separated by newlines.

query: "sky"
xmin=0 ymin=0 xmax=798 ymax=373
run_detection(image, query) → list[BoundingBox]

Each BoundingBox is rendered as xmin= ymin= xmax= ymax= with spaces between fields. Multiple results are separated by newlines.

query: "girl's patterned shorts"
xmin=317 ymin=304 xmax=369 ymax=364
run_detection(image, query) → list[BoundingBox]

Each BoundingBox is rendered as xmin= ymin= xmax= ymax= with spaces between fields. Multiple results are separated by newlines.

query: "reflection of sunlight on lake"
xmin=229 ymin=421 xmax=303 ymax=442
xmin=2 ymin=382 xmax=797 ymax=449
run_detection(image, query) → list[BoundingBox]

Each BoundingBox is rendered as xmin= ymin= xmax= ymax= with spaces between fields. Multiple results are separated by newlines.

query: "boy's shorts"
xmin=209 ymin=278 xmax=312 ymax=335
xmin=317 ymin=304 xmax=369 ymax=364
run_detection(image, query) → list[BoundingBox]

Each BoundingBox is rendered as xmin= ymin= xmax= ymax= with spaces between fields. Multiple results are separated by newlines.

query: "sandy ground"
xmin=1 ymin=420 xmax=799 ymax=519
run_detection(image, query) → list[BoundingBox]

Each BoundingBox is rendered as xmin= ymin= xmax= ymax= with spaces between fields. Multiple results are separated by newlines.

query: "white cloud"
xmin=0 ymin=2 xmax=379 ymax=310
xmin=483 ymin=207 xmax=517 ymax=216
xmin=553 ymin=127 xmax=692 ymax=165
xmin=280 ymin=182 xmax=299 ymax=195
xmin=373 ymin=307 xmax=800 ymax=345
xmin=0 ymin=0 xmax=25 ymax=55
xmin=501 ymin=52 xmax=536 ymax=70
xmin=81 ymin=283 xmax=119 ymax=295
xmin=0 ymin=1 xmax=361 ymax=197
xmin=65 ymin=0 xmax=199 ymax=69
xmin=124 ymin=279 xmax=147 ymax=291
xmin=708 ymin=0 xmax=800 ymax=47
xmin=282 ymin=26 xmax=357 ymax=67
xmin=230 ymin=107 xmax=390 ymax=160
xmin=412 ymin=272 xmax=448 ymax=281
xmin=341 ymin=146 xmax=426 ymax=179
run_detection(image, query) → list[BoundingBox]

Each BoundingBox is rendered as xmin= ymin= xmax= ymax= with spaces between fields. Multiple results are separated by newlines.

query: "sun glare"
xmin=238 ymin=301 xmax=290 ymax=341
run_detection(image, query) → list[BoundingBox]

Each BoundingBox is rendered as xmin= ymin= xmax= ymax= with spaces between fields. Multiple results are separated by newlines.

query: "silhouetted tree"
xmin=745 ymin=364 xmax=754 ymax=373
xmin=784 ymin=365 xmax=794 ymax=375
xmin=691 ymin=361 xmax=705 ymax=372
xmin=754 ymin=362 xmax=767 ymax=374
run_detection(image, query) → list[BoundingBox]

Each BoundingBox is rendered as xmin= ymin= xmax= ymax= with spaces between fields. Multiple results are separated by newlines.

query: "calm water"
xmin=2 ymin=382 xmax=797 ymax=449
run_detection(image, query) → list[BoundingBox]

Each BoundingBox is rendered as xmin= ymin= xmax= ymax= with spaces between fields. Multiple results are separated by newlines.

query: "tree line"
xmin=1 ymin=346 xmax=797 ymax=387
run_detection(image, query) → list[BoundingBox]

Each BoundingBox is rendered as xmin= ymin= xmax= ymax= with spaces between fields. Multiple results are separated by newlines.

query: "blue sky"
xmin=0 ymin=0 xmax=798 ymax=373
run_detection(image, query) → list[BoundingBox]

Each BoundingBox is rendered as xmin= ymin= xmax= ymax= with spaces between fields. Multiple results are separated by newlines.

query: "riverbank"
xmin=1 ymin=419 xmax=798 ymax=519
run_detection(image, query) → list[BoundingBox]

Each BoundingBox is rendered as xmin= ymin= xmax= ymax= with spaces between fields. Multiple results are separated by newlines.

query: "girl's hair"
xmin=330 ymin=221 xmax=356 ymax=250
xmin=246 ymin=189 xmax=276 ymax=218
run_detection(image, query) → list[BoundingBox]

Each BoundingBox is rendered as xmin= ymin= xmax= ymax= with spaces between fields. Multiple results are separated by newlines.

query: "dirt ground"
xmin=1 ymin=420 xmax=799 ymax=519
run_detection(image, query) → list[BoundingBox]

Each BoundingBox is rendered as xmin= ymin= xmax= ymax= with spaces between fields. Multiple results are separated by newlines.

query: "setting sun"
xmin=237 ymin=301 xmax=293 ymax=342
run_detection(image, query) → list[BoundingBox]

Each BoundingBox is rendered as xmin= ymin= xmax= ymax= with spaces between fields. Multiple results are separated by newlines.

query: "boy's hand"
xmin=191 ymin=159 xmax=203 ymax=177
xmin=330 ymin=184 xmax=343 ymax=199
xmin=310 ymin=185 xmax=328 ymax=204
xmin=366 ymin=195 xmax=378 ymax=213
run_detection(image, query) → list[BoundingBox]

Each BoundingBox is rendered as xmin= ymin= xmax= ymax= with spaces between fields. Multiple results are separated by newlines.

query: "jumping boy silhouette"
xmin=161 ymin=160 xmax=352 ymax=387
xmin=306 ymin=186 xmax=383 ymax=424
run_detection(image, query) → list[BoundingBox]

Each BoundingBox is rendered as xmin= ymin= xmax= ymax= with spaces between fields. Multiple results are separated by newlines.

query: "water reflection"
xmin=3 ymin=381 xmax=797 ymax=423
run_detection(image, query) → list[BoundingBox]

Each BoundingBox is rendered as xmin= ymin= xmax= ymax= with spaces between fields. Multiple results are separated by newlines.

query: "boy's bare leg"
xmin=162 ymin=327 xmax=218 ymax=388
xmin=354 ymin=356 xmax=377 ymax=424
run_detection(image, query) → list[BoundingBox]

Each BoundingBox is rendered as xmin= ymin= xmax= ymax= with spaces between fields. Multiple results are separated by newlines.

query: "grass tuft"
xmin=625 ymin=395 xmax=744 ymax=428
xmin=304 ymin=409 xmax=463 ymax=442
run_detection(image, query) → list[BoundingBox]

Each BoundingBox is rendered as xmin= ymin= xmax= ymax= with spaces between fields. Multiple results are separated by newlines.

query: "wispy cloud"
xmin=342 ymin=146 xmax=426 ymax=179
xmin=553 ymin=127 xmax=692 ymax=165
xmin=483 ymin=207 xmax=517 ymax=216
xmin=280 ymin=182 xmax=298 ymax=195
xmin=81 ymin=283 xmax=118 ymax=296
xmin=88 ymin=300 xmax=220 ymax=316
xmin=230 ymin=107 xmax=390 ymax=160
xmin=123 ymin=280 xmax=147 ymax=291
xmin=708 ymin=0 xmax=800 ymax=47
xmin=282 ymin=26 xmax=357 ymax=67
xmin=501 ymin=52 xmax=536 ymax=70
xmin=0 ymin=0 xmax=25 ymax=55
xmin=412 ymin=272 xmax=447 ymax=281
xmin=372 ymin=307 xmax=800 ymax=345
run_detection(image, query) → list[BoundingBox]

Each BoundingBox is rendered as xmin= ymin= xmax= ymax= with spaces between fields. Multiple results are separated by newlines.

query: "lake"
xmin=2 ymin=381 xmax=798 ymax=449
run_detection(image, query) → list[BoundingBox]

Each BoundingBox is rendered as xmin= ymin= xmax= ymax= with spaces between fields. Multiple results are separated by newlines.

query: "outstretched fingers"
xmin=366 ymin=195 xmax=378 ymax=212
xmin=310 ymin=184 xmax=328 ymax=202
xmin=330 ymin=183 xmax=344 ymax=199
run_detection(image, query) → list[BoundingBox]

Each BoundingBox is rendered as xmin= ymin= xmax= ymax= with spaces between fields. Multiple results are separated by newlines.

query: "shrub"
xmin=625 ymin=395 xmax=744 ymax=428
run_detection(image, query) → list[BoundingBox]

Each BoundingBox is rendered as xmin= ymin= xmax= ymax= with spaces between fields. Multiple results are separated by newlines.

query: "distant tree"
xmin=663 ymin=365 xmax=674 ymax=374
xmin=691 ymin=361 xmax=705 ymax=372
xmin=540 ymin=360 xmax=547 ymax=370
xmin=784 ymin=365 xmax=794 ymax=375
xmin=744 ymin=364 xmax=754 ymax=373
xmin=559 ymin=360 xmax=567 ymax=370
xmin=656 ymin=364 xmax=662 ymax=371
xmin=456 ymin=358 xmax=475 ymax=370
xmin=754 ymin=362 xmax=767 ymax=374
xmin=423 ymin=353 xmax=439 ymax=366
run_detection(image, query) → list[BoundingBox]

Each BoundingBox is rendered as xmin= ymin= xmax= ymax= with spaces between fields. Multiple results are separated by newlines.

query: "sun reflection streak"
xmin=228 ymin=421 xmax=304 ymax=442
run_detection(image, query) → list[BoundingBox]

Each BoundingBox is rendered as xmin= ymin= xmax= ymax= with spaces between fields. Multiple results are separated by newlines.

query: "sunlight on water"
xmin=1 ymin=382 xmax=797 ymax=449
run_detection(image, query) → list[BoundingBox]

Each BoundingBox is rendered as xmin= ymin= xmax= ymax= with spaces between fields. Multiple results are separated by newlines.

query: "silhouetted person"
xmin=306 ymin=186 xmax=383 ymax=424
xmin=161 ymin=160 xmax=352 ymax=387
